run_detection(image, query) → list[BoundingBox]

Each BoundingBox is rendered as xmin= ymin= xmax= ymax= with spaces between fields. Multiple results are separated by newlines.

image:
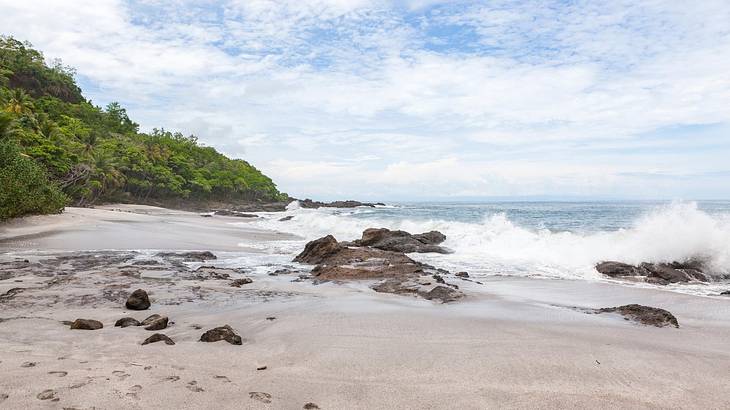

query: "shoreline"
xmin=1 ymin=205 xmax=729 ymax=409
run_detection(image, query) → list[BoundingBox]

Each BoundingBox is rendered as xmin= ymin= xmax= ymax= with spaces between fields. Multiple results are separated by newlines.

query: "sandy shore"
xmin=1 ymin=205 xmax=729 ymax=409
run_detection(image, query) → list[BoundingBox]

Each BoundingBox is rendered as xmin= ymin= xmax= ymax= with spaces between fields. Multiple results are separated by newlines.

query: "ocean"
xmin=238 ymin=200 xmax=730 ymax=296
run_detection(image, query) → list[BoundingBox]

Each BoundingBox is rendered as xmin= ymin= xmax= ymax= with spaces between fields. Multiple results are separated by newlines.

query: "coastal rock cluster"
xmin=294 ymin=229 xmax=465 ymax=303
xmin=596 ymin=260 xmax=711 ymax=284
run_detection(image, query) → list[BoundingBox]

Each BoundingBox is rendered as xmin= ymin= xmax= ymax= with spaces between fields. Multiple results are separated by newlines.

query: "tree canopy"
xmin=0 ymin=36 xmax=284 ymax=221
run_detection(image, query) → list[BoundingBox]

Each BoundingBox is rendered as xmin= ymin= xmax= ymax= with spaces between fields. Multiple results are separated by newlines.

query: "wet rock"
xmin=720 ymin=291 xmax=730 ymax=296
xmin=156 ymin=251 xmax=217 ymax=261
xmin=421 ymin=285 xmax=464 ymax=303
xmin=213 ymin=210 xmax=258 ymax=218
xmin=142 ymin=333 xmax=175 ymax=345
xmin=114 ymin=317 xmax=141 ymax=327
xmin=596 ymin=260 xmax=710 ymax=284
xmin=298 ymin=199 xmax=381 ymax=209
xmin=279 ymin=215 xmax=294 ymax=222
xmin=354 ymin=228 xmax=449 ymax=254
xmin=455 ymin=271 xmax=469 ymax=278
xmin=596 ymin=261 xmax=644 ymax=277
xmin=304 ymin=403 xmax=320 ymax=409
xmin=293 ymin=235 xmax=342 ymax=264
xmin=125 ymin=289 xmax=150 ymax=310
xmin=597 ymin=304 xmax=679 ymax=328
xmin=140 ymin=314 xmax=162 ymax=326
xmin=200 ymin=325 xmax=242 ymax=345
xmin=70 ymin=319 xmax=103 ymax=330
xmin=144 ymin=316 xmax=169 ymax=331
xmin=230 ymin=278 xmax=253 ymax=287
xmin=372 ymin=278 xmax=465 ymax=303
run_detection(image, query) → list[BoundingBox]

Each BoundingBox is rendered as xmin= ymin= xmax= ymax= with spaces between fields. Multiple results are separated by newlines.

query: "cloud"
xmin=1 ymin=0 xmax=729 ymax=199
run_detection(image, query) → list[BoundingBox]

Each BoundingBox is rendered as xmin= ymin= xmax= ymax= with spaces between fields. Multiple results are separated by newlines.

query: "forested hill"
xmin=0 ymin=36 xmax=285 ymax=220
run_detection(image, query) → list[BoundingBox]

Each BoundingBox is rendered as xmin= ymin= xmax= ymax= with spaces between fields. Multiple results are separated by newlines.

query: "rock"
xmin=279 ymin=215 xmax=294 ymax=221
xmin=140 ymin=314 xmax=162 ymax=326
xmin=597 ymin=304 xmax=679 ymax=328
xmin=36 ymin=389 xmax=57 ymax=400
xmin=144 ymin=316 xmax=169 ymax=331
xmin=230 ymin=278 xmax=253 ymax=287
xmin=200 ymin=325 xmax=242 ymax=345
xmin=304 ymin=403 xmax=320 ymax=409
xmin=70 ymin=319 xmax=103 ymax=330
xmin=298 ymin=199 xmax=381 ymax=209
xmin=455 ymin=271 xmax=469 ymax=278
xmin=155 ymin=251 xmax=217 ymax=261
xmin=256 ymin=365 xmax=267 ymax=370
xmin=125 ymin=289 xmax=150 ymax=310
xmin=354 ymin=228 xmax=449 ymax=254
xmin=720 ymin=291 xmax=730 ymax=296
xmin=142 ymin=333 xmax=175 ymax=345
xmin=294 ymin=235 xmax=342 ymax=264
xmin=596 ymin=260 xmax=710 ymax=284
xmin=213 ymin=210 xmax=258 ymax=218
xmin=114 ymin=317 xmax=141 ymax=327
xmin=421 ymin=285 xmax=464 ymax=303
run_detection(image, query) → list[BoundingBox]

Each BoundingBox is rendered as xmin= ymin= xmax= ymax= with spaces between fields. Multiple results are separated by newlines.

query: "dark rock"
xmin=126 ymin=289 xmax=151 ymax=310
xmin=354 ymin=228 xmax=449 ymax=254
xmin=256 ymin=365 xmax=267 ymax=370
xmin=144 ymin=316 xmax=169 ymax=331
xmin=432 ymin=274 xmax=445 ymax=284
xmin=114 ymin=317 xmax=141 ymax=327
xmin=230 ymin=278 xmax=253 ymax=287
xmin=596 ymin=261 xmax=644 ymax=277
xmin=279 ymin=215 xmax=294 ymax=222
xmin=70 ymin=319 xmax=103 ymax=330
xmin=597 ymin=304 xmax=679 ymax=328
xmin=298 ymin=199 xmax=381 ymax=209
xmin=140 ymin=314 xmax=162 ymax=326
xmin=294 ymin=235 xmax=342 ymax=264
xmin=455 ymin=271 xmax=469 ymax=278
xmin=421 ymin=285 xmax=464 ymax=303
xmin=142 ymin=333 xmax=175 ymax=345
xmin=304 ymin=403 xmax=320 ymax=409
xmin=156 ymin=251 xmax=217 ymax=261
xmin=213 ymin=210 xmax=258 ymax=218
xmin=200 ymin=325 xmax=242 ymax=345
xmin=720 ymin=291 xmax=730 ymax=296
xmin=596 ymin=260 xmax=710 ymax=284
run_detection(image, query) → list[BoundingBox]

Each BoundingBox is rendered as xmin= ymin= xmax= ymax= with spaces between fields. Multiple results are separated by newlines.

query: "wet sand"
xmin=1 ymin=205 xmax=729 ymax=409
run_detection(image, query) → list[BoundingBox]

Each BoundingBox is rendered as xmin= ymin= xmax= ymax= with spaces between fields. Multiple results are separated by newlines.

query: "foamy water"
xmin=236 ymin=201 xmax=730 ymax=296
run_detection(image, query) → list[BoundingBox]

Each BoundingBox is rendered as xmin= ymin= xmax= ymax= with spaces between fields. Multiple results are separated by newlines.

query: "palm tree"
xmin=5 ymin=89 xmax=33 ymax=115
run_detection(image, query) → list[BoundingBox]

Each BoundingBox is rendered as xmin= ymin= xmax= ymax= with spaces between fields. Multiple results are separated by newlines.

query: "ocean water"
xmin=239 ymin=201 xmax=730 ymax=296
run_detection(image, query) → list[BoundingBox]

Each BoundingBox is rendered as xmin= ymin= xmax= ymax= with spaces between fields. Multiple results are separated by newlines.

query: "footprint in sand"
xmin=186 ymin=381 xmax=204 ymax=392
xmin=112 ymin=370 xmax=130 ymax=380
xmin=249 ymin=392 xmax=272 ymax=403
xmin=214 ymin=375 xmax=231 ymax=383
xmin=126 ymin=385 xmax=143 ymax=399
xmin=36 ymin=389 xmax=58 ymax=401
xmin=0 ymin=393 xmax=8 ymax=402
xmin=21 ymin=362 xmax=37 ymax=368
xmin=48 ymin=371 xmax=68 ymax=377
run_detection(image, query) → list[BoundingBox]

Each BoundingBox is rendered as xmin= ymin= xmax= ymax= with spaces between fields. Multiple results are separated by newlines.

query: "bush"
xmin=0 ymin=140 xmax=67 ymax=220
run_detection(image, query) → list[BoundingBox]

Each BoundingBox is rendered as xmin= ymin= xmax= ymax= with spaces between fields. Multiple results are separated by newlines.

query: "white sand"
xmin=1 ymin=205 xmax=729 ymax=409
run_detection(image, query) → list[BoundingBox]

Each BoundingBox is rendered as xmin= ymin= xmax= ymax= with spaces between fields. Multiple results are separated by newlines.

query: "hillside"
xmin=0 ymin=36 xmax=284 ymax=221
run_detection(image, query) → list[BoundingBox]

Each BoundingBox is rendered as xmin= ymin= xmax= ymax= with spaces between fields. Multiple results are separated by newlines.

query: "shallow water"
xmin=236 ymin=200 xmax=730 ymax=296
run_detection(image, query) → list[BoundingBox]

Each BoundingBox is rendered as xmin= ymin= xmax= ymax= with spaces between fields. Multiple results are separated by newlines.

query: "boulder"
xmin=596 ymin=260 xmax=709 ymax=284
xmin=125 ymin=289 xmax=150 ymax=310
xmin=142 ymin=333 xmax=175 ymax=345
xmin=140 ymin=314 xmax=162 ymax=326
xmin=596 ymin=261 xmax=645 ymax=277
xmin=200 ymin=325 xmax=242 ymax=345
xmin=310 ymin=246 xmax=423 ymax=280
xmin=144 ymin=316 xmax=169 ymax=331
xmin=114 ymin=317 xmax=141 ymax=327
xmin=70 ymin=319 xmax=103 ymax=330
xmin=293 ymin=235 xmax=342 ymax=264
xmin=354 ymin=228 xmax=449 ymax=254
xmin=230 ymin=278 xmax=253 ymax=287
xmin=597 ymin=304 xmax=679 ymax=328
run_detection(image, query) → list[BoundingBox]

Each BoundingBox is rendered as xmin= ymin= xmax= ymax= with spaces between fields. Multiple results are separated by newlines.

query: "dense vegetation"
xmin=0 ymin=36 xmax=284 ymax=220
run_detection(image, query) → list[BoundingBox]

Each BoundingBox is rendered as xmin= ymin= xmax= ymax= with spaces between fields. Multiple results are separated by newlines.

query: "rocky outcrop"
xmin=142 ymin=333 xmax=175 ymax=345
xmin=596 ymin=260 xmax=709 ymax=284
xmin=298 ymin=199 xmax=385 ymax=209
xmin=230 ymin=278 xmax=253 ymax=287
xmin=200 ymin=325 xmax=242 ymax=345
xmin=212 ymin=210 xmax=258 ymax=218
xmin=346 ymin=228 xmax=449 ymax=254
xmin=372 ymin=279 xmax=464 ymax=303
xmin=596 ymin=304 xmax=679 ymax=328
xmin=293 ymin=235 xmax=342 ymax=264
xmin=155 ymin=251 xmax=216 ymax=262
xmin=70 ymin=319 xmax=103 ymax=330
xmin=114 ymin=317 xmax=141 ymax=327
xmin=125 ymin=289 xmax=151 ymax=310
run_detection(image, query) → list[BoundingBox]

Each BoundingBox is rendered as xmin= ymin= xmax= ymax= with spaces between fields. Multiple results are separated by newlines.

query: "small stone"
xmin=142 ymin=333 xmax=175 ymax=345
xmin=140 ymin=314 xmax=162 ymax=326
xmin=200 ymin=325 xmax=242 ymax=345
xmin=144 ymin=316 xmax=169 ymax=331
xmin=125 ymin=289 xmax=150 ymax=310
xmin=70 ymin=319 xmax=103 ymax=330
xmin=115 ymin=317 xmax=141 ymax=327
xmin=256 ymin=366 xmax=267 ymax=370
xmin=303 ymin=403 xmax=320 ymax=409
xmin=266 ymin=317 xmax=276 ymax=321
xmin=36 ymin=389 xmax=56 ymax=400
xmin=455 ymin=271 xmax=469 ymax=278
xmin=230 ymin=278 xmax=253 ymax=287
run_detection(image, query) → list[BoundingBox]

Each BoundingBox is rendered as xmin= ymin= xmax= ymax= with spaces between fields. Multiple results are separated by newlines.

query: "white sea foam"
xmin=244 ymin=202 xmax=730 ymax=285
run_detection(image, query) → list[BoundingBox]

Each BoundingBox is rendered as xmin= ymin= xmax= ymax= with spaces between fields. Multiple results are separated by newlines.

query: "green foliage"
xmin=0 ymin=140 xmax=66 ymax=220
xmin=0 ymin=36 xmax=283 ymax=218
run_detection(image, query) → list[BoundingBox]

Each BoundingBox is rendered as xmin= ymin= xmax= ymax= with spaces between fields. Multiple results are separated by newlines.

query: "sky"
xmin=1 ymin=0 xmax=730 ymax=201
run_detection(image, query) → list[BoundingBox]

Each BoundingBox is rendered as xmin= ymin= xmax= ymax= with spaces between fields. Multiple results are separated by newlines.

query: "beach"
xmin=1 ymin=205 xmax=729 ymax=409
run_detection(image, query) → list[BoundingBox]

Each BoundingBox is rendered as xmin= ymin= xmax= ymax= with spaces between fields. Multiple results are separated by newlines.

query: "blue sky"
xmin=2 ymin=0 xmax=730 ymax=200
